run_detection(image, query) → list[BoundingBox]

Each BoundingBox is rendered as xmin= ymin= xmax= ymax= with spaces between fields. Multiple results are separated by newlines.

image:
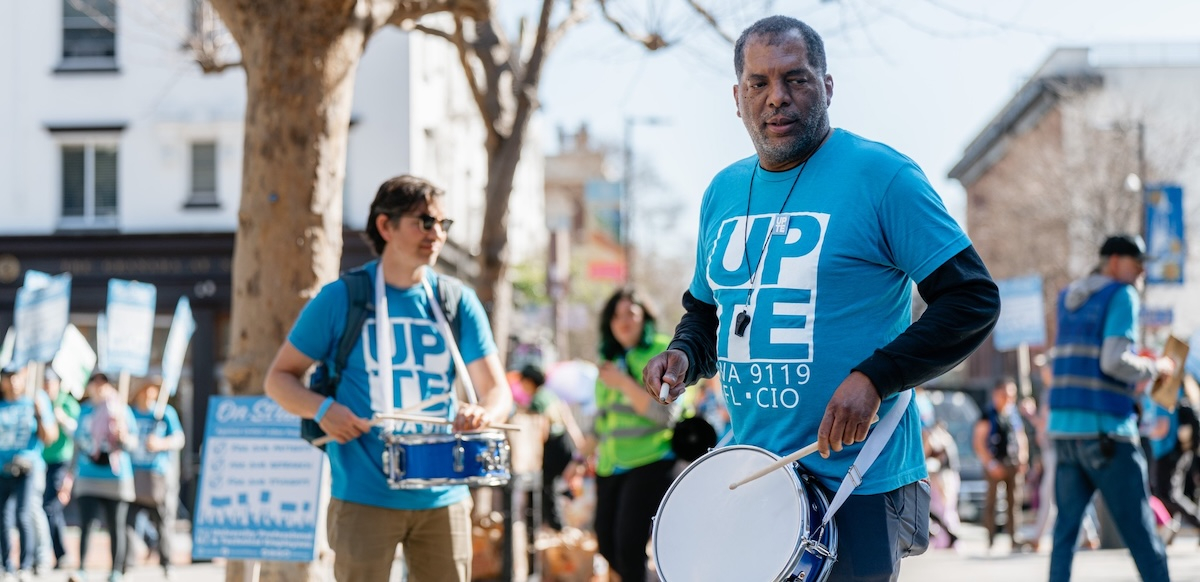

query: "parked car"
xmin=926 ymin=389 xmax=987 ymax=523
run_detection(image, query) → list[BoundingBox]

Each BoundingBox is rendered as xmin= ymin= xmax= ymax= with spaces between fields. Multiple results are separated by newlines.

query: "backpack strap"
xmin=326 ymin=269 xmax=373 ymax=395
xmin=432 ymin=272 xmax=464 ymax=345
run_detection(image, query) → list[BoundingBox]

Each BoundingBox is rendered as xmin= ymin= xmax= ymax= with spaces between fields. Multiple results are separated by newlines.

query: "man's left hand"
xmin=817 ymin=371 xmax=882 ymax=458
xmin=454 ymin=403 xmax=493 ymax=432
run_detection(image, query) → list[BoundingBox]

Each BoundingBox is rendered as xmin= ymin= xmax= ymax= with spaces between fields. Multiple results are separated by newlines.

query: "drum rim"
xmin=382 ymin=430 xmax=508 ymax=444
xmin=652 ymin=444 xmax=808 ymax=582
xmin=388 ymin=474 xmax=511 ymax=489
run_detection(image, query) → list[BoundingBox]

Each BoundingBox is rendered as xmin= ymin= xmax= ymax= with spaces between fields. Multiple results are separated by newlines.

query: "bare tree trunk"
xmin=210 ymin=3 xmax=365 ymax=580
xmin=477 ymin=128 xmax=528 ymax=359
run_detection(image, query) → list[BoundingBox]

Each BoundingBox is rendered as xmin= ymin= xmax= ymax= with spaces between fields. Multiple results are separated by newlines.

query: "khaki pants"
xmin=984 ymin=465 xmax=1022 ymax=546
xmin=328 ymin=497 xmax=473 ymax=582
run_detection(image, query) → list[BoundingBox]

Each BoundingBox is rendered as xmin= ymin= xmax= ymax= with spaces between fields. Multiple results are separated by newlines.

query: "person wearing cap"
xmin=1046 ymin=233 xmax=1175 ymax=582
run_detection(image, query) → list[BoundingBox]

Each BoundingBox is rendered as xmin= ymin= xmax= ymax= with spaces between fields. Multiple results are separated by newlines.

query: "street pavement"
xmin=14 ymin=522 xmax=1200 ymax=581
xmin=899 ymin=523 xmax=1200 ymax=582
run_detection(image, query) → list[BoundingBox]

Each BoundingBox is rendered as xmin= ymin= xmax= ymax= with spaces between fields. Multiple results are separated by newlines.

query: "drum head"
xmin=653 ymin=446 xmax=806 ymax=582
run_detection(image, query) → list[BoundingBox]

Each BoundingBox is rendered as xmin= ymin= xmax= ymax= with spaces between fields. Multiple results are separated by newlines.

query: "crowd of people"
xmin=913 ymin=237 xmax=1200 ymax=582
xmin=5 ymin=11 xmax=1193 ymax=582
xmin=1 ymin=368 xmax=185 ymax=582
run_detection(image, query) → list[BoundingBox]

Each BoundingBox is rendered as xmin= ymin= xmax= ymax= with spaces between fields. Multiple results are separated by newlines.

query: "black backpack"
xmin=300 ymin=267 xmax=464 ymax=449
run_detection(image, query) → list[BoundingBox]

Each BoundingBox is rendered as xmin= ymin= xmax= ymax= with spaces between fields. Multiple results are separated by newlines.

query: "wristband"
xmin=314 ymin=397 xmax=335 ymax=423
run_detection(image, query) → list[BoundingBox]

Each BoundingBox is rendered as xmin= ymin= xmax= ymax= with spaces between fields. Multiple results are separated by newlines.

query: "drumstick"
xmin=310 ymin=393 xmax=459 ymax=447
xmin=728 ymin=414 xmax=880 ymax=491
xmin=373 ymin=412 xmax=524 ymax=431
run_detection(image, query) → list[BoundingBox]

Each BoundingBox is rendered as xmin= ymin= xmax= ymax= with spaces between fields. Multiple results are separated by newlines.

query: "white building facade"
xmin=0 ymin=0 xmax=545 ymax=511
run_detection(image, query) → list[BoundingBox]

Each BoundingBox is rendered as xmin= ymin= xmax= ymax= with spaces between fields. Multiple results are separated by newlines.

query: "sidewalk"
xmin=18 ymin=521 xmax=1200 ymax=581
xmin=900 ymin=522 xmax=1200 ymax=582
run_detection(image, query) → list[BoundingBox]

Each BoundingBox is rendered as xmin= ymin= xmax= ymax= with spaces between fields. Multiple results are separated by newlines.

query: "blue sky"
xmin=535 ymin=0 xmax=1200 ymax=256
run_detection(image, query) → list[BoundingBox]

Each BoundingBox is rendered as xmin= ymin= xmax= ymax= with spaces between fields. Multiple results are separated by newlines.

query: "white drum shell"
xmin=652 ymin=445 xmax=810 ymax=582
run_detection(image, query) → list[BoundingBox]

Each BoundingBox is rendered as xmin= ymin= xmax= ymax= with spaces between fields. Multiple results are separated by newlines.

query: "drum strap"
xmin=423 ymin=278 xmax=479 ymax=405
xmin=819 ymin=389 xmax=913 ymax=529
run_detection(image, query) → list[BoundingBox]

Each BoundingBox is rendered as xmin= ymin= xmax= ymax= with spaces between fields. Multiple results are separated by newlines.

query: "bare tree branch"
xmin=412 ymin=22 xmax=454 ymax=42
xmin=547 ymin=0 xmax=589 ymax=55
xmin=383 ymin=0 xmax=490 ymax=28
xmin=596 ymin=0 xmax=666 ymax=50
xmin=449 ymin=17 xmax=490 ymax=131
xmin=67 ymin=0 xmax=117 ymax=32
xmin=682 ymin=0 xmax=734 ymax=43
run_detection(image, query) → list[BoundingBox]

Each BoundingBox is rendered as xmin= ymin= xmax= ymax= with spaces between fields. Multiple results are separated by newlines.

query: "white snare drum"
xmin=652 ymin=445 xmax=838 ymax=582
xmin=381 ymin=431 xmax=511 ymax=489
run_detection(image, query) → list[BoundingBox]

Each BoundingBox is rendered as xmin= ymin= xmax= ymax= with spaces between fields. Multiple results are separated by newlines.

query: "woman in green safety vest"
xmin=591 ymin=287 xmax=677 ymax=582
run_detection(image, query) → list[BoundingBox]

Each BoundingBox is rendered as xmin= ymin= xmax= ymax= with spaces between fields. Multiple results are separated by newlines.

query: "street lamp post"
xmin=622 ymin=115 xmax=667 ymax=284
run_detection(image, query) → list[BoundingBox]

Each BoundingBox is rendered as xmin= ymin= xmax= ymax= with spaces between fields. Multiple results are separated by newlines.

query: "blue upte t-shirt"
xmin=288 ymin=263 xmax=498 ymax=510
xmin=688 ymin=129 xmax=969 ymax=494
xmin=130 ymin=405 xmax=183 ymax=474
xmin=0 ymin=391 xmax=55 ymax=470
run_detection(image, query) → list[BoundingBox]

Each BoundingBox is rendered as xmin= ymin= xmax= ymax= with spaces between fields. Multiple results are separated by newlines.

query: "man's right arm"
xmin=265 ymin=342 xmax=371 ymax=444
xmin=666 ymin=290 xmax=720 ymax=386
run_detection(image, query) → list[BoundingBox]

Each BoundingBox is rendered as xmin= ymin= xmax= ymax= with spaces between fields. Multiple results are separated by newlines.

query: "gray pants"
xmin=127 ymin=470 xmax=177 ymax=567
xmin=824 ymin=479 xmax=931 ymax=582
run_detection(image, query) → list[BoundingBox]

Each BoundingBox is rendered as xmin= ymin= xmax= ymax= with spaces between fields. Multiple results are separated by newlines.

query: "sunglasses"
xmin=413 ymin=213 xmax=454 ymax=233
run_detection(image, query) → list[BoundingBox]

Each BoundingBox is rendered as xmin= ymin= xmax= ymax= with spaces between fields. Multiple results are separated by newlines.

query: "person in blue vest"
xmin=0 ymin=367 xmax=59 ymax=580
xmin=125 ymin=380 xmax=184 ymax=579
xmin=1046 ymin=234 xmax=1175 ymax=582
xmin=266 ymin=175 xmax=512 ymax=582
xmin=65 ymin=372 xmax=138 ymax=582
xmin=643 ymin=15 xmax=1001 ymax=581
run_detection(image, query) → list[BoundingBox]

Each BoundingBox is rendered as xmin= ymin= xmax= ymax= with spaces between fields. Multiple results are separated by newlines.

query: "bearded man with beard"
xmin=643 ymin=15 xmax=1001 ymax=581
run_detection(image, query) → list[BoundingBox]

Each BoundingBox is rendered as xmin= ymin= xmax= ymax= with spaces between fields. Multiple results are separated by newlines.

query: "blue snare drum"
xmin=381 ymin=431 xmax=512 ymax=489
xmin=652 ymin=445 xmax=838 ymax=582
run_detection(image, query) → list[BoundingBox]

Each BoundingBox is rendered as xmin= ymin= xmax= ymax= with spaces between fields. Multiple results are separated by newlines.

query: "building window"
xmin=61 ymin=142 xmax=119 ymax=228
xmin=187 ymin=142 xmax=220 ymax=208
xmin=60 ymin=0 xmax=118 ymax=71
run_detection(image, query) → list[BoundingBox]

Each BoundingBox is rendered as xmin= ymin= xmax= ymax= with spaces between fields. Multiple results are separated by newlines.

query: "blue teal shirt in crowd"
xmin=0 ymin=391 xmax=55 ymax=470
xmin=688 ymin=129 xmax=968 ymax=495
xmin=130 ymin=404 xmax=183 ymax=474
xmin=288 ymin=263 xmax=498 ymax=511
xmin=73 ymin=402 xmax=138 ymax=501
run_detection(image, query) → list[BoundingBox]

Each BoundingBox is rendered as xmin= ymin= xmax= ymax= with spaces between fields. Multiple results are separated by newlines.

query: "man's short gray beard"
xmin=748 ymin=108 xmax=829 ymax=169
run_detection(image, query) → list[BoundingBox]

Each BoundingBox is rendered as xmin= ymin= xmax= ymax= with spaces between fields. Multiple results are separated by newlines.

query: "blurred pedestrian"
xmin=693 ymin=376 xmax=731 ymax=444
xmin=974 ymin=377 xmax=1028 ymax=549
xmin=923 ymin=417 xmax=961 ymax=549
xmin=0 ymin=367 xmax=59 ymax=580
xmin=592 ymin=287 xmax=677 ymax=582
xmin=65 ymin=372 xmax=138 ymax=582
xmin=1147 ymin=391 xmax=1200 ymax=543
xmin=125 ymin=380 xmax=185 ymax=578
xmin=1046 ymin=234 xmax=1173 ymax=582
xmin=40 ymin=368 xmax=79 ymax=571
xmin=519 ymin=364 xmax=585 ymax=533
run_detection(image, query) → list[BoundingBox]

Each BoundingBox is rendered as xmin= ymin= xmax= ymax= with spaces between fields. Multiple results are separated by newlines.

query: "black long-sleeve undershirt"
xmin=667 ymin=245 xmax=1000 ymax=399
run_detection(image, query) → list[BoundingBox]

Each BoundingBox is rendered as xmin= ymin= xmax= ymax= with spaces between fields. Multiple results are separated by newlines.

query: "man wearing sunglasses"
xmin=266 ymin=175 xmax=512 ymax=582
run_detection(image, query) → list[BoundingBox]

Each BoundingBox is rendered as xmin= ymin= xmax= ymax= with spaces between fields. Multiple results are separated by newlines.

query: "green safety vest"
xmin=594 ymin=335 xmax=674 ymax=476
